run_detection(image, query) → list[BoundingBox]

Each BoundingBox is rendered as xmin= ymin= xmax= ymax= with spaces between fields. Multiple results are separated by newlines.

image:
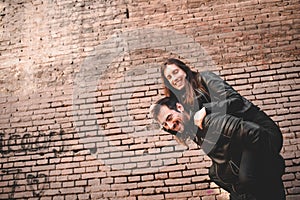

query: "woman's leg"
xmin=236 ymin=110 xmax=286 ymax=199
xmin=243 ymin=109 xmax=283 ymax=155
xmin=245 ymin=110 xmax=286 ymax=199
xmin=238 ymin=149 xmax=258 ymax=195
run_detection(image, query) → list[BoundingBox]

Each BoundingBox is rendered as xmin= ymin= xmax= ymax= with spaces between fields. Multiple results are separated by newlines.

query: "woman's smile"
xmin=173 ymin=78 xmax=184 ymax=88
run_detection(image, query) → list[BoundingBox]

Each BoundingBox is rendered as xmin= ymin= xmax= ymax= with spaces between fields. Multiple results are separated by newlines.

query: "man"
xmin=150 ymin=96 xmax=285 ymax=200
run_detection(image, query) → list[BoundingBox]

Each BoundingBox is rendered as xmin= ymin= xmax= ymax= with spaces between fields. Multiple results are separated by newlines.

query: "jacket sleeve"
xmin=199 ymin=71 xmax=247 ymax=115
xmin=202 ymin=113 xmax=262 ymax=163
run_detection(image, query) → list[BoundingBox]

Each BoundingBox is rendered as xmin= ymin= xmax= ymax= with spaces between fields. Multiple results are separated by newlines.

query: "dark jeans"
xmin=242 ymin=108 xmax=286 ymax=199
xmin=209 ymin=162 xmax=255 ymax=200
xmin=209 ymin=155 xmax=285 ymax=200
xmin=238 ymin=149 xmax=285 ymax=200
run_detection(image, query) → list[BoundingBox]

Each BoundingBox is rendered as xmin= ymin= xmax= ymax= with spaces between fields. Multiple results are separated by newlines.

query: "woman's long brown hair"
xmin=161 ymin=58 xmax=209 ymax=108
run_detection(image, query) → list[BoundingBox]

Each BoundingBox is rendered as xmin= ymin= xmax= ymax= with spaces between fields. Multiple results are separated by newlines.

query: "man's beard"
xmin=175 ymin=114 xmax=198 ymax=142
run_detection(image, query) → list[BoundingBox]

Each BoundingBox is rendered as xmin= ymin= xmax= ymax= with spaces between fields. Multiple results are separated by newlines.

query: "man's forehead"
xmin=157 ymin=105 xmax=171 ymax=124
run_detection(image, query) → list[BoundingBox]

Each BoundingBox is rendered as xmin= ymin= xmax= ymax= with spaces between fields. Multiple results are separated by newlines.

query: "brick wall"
xmin=0 ymin=0 xmax=299 ymax=199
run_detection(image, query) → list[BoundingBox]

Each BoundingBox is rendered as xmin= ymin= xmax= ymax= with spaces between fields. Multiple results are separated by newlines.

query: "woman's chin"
xmin=176 ymin=85 xmax=185 ymax=91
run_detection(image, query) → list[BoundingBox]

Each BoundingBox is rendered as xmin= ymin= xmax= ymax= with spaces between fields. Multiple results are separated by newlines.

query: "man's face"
xmin=156 ymin=104 xmax=189 ymax=133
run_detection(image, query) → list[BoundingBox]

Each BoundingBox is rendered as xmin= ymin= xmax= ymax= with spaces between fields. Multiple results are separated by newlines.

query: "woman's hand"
xmin=193 ymin=107 xmax=207 ymax=130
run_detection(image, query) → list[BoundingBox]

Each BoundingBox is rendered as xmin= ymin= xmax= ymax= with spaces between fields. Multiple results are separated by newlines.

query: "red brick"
xmin=169 ymin=171 xmax=182 ymax=178
xmin=165 ymin=177 xmax=192 ymax=186
xmin=60 ymin=187 xmax=84 ymax=194
xmin=138 ymin=194 xmax=164 ymax=200
xmin=165 ymin=191 xmax=192 ymax=199
xmin=75 ymin=180 xmax=87 ymax=187
xmin=128 ymin=176 xmax=140 ymax=182
xmin=111 ymin=183 xmax=138 ymax=191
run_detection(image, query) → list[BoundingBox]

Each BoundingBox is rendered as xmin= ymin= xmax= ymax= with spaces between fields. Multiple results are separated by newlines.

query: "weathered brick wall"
xmin=0 ymin=0 xmax=299 ymax=199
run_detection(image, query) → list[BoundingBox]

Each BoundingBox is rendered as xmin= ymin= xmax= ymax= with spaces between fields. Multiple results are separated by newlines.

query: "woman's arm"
xmin=199 ymin=71 xmax=249 ymax=115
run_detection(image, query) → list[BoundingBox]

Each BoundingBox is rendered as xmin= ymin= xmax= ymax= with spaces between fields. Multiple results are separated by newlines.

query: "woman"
xmin=161 ymin=58 xmax=286 ymax=199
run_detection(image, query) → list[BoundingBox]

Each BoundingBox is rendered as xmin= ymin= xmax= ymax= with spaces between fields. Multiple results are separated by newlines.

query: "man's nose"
xmin=166 ymin=121 xmax=174 ymax=130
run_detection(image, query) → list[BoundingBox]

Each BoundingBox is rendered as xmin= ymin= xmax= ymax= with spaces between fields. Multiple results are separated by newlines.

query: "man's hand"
xmin=194 ymin=107 xmax=207 ymax=130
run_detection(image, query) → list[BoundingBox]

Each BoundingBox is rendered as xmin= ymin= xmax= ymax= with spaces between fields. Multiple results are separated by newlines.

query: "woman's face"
xmin=164 ymin=64 xmax=187 ymax=91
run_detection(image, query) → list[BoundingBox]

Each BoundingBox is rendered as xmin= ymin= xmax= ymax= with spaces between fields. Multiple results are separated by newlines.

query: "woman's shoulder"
xmin=199 ymin=70 xmax=219 ymax=76
xmin=198 ymin=71 xmax=221 ymax=80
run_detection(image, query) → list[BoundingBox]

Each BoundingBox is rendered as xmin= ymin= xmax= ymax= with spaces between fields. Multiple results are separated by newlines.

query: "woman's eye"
xmin=173 ymin=69 xmax=178 ymax=74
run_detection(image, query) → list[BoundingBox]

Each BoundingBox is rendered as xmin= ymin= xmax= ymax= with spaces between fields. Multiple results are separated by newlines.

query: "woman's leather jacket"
xmin=191 ymin=71 xmax=263 ymax=185
xmin=196 ymin=71 xmax=258 ymax=118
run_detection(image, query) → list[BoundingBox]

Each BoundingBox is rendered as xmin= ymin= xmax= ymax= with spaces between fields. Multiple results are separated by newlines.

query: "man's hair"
xmin=150 ymin=96 xmax=179 ymax=122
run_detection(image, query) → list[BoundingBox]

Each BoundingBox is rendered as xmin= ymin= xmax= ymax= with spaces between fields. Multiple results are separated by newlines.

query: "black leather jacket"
xmin=196 ymin=71 xmax=257 ymax=118
xmin=194 ymin=112 xmax=261 ymax=165
xmin=192 ymin=71 xmax=261 ymax=157
xmin=191 ymin=71 xmax=262 ymax=185
xmin=187 ymin=110 xmax=263 ymax=188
